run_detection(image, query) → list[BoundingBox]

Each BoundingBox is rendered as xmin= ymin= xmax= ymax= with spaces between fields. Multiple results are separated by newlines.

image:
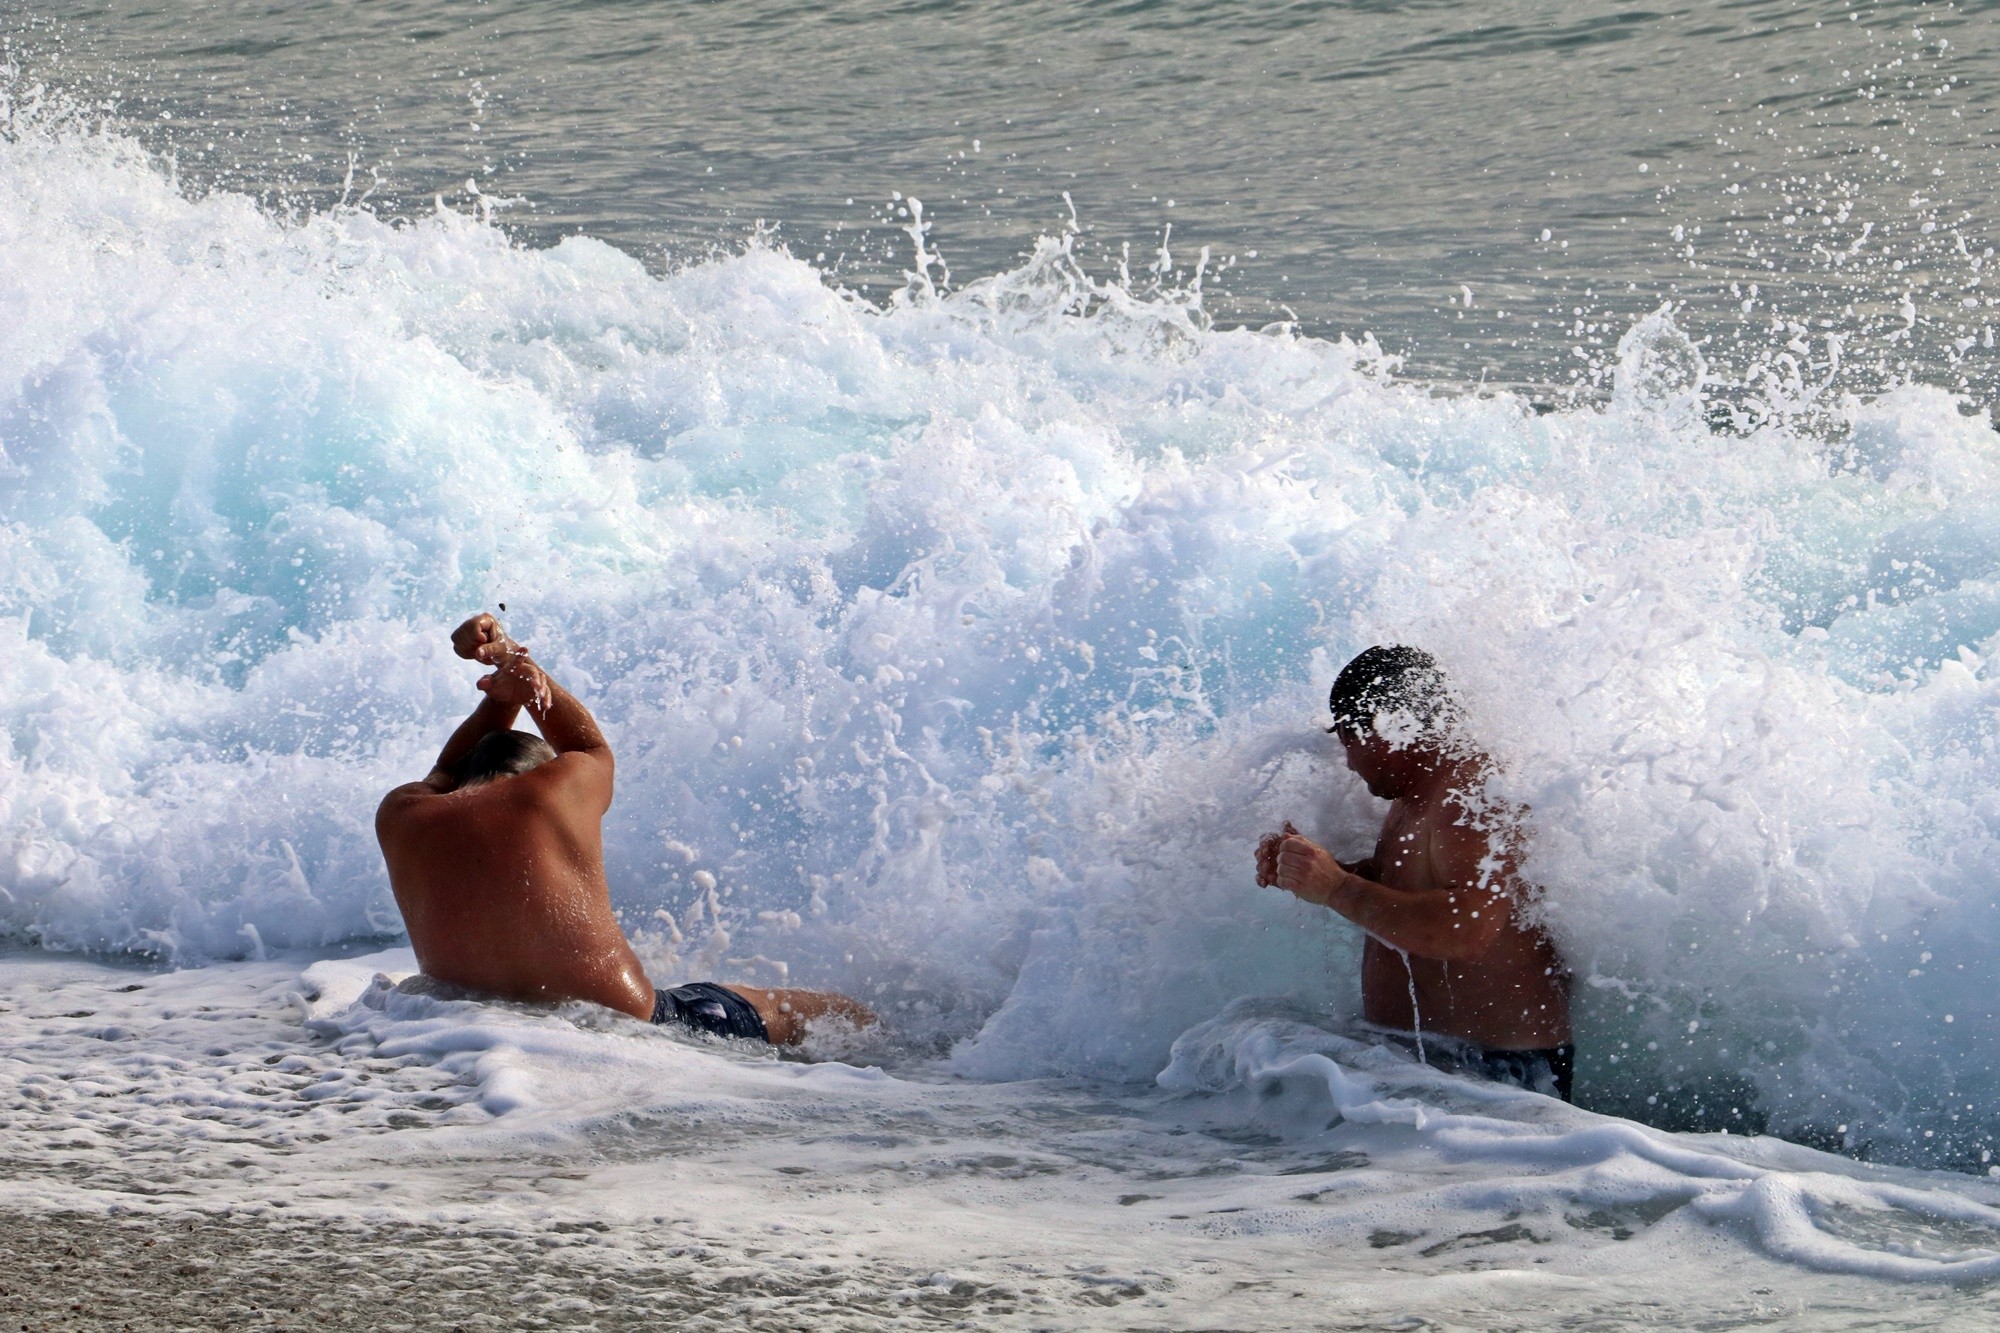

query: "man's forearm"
xmin=430 ymin=695 xmax=523 ymax=779
xmin=526 ymin=677 xmax=609 ymax=757
xmin=1321 ymin=871 xmax=1503 ymax=962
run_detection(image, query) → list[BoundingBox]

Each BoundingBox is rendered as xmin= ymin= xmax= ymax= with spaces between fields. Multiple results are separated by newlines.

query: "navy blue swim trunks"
xmin=1375 ymin=1029 xmax=1575 ymax=1103
xmin=652 ymin=982 xmax=769 ymax=1042
xmin=1471 ymin=1044 xmax=1574 ymax=1102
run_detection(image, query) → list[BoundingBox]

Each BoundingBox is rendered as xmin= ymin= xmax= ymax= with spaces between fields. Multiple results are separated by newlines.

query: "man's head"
xmin=450 ymin=729 xmax=557 ymax=789
xmin=1328 ymin=646 xmax=1459 ymax=798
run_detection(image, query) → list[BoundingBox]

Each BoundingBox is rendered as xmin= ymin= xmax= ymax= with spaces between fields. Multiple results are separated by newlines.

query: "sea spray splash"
xmin=3 ymin=103 xmax=2000 ymax=1170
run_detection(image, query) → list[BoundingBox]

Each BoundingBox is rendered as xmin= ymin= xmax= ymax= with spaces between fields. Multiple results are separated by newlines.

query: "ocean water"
xmin=7 ymin=2 xmax=2000 ymax=1323
xmin=15 ymin=0 xmax=2000 ymax=394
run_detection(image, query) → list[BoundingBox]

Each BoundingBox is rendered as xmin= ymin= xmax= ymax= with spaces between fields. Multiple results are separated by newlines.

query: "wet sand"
xmin=0 ymin=1209 xmax=1037 ymax=1332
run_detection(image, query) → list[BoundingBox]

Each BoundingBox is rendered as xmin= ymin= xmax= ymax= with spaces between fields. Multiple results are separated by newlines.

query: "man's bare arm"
xmin=395 ymin=613 xmax=534 ymax=792
xmin=1267 ymin=825 xmax=1512 ymax=962
xmin=520 ymin=676 xmax=609 ymax=760
xmin=420 ymin=695 xmax=524 ymax=790
xmin=478 ymin=656 xmax=609 ymax=764
xmin=471 ymin=637 xmax=614 ymax=812
xmin=394 ymin=613 xmax=595 ymax=795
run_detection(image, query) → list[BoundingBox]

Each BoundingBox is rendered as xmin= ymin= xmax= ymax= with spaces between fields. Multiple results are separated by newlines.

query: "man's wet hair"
xmin=1328 ymin=645 xmax=1457 ymax=743
xmin=451 ymin=729 xmax=558 ymax=787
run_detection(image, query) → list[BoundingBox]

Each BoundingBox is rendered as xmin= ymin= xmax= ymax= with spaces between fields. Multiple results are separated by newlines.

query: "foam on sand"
xmin=6 ymin=951 xmax=2000 ymax=1327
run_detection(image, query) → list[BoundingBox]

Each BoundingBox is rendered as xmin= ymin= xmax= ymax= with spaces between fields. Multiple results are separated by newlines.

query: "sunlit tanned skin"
xmin=1255 ymin=718 xmax=1570 ymax=1053
xmin=376 ymin=613 xmax=871 ymax=1044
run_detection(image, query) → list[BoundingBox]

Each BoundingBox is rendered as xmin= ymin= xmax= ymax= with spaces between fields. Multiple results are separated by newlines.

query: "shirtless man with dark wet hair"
xmin=376 ymin=613 xmax=872 ymax=1045
xmin=1256 ymin=646 xmax=1573 ymax=1099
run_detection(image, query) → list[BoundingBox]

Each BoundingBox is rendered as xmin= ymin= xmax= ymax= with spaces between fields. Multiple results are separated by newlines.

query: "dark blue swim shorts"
xmin=651 ymin=981 xmax=769 ymax=1043
xmin=1470 ymin=1044 xmax=1574 ymax=1102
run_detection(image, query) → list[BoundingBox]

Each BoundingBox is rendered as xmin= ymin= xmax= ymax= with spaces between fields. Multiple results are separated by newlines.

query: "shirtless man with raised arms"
xmin=1256 ymin=646 xmax=1573 ymax=1099
xmin=376 ymin=613 xmax=871 ymax=1045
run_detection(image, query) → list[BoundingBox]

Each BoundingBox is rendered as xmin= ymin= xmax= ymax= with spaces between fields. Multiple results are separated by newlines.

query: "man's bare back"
xmin=376 ymin=614 xmax=871 ymax=1045
xmin=1256 ymin=647 xmax=1570 ymax=1090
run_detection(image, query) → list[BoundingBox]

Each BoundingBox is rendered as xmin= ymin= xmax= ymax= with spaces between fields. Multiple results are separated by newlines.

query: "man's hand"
xmin=453 ymin=612 xmax=551 ymax=713
xmin=1258 ymin=823 xmax=1350 ymax=908
xmin=452 ymin=613 xmax=511 ymax=665
xmin=478 ymin=652 xmax=552 ymax=714
xmin=1255 ymin=821 xmax=1298 ymax=887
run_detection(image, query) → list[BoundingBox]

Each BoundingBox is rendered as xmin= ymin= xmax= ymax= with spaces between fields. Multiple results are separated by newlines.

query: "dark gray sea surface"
xmin=9 ymin=0 xmax=2000 ymax=397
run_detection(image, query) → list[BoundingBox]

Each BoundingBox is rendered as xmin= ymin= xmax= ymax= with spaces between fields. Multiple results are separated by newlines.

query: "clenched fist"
xmin=1255 ymin=822 xmax=1348 ymax=908
xmin=452 ymin=613 xmax=511 ymax=665
xmin=452 ymin=612 xmax=551 ymax=714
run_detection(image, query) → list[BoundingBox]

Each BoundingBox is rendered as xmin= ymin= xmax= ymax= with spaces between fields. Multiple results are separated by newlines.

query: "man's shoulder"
xmin=1422 ymin=790 xmax=1522 ymax=883
xmin=516 ymin=749 xmax=614 ymax=808
xmin=376 ymin=779 xmax=446 ymax=831
xmin=379 ymin=778 xmax=445 ymax=808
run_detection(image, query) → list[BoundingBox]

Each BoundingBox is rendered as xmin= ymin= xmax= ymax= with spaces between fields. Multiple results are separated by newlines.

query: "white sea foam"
xmin=8 ymin=949 xmax=2000 ymax=1327
xmin=3 ymin=99 xmax=2000 ymax=1184
xmin=1162 ymin=1001 xmax=2000 ymax=1284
